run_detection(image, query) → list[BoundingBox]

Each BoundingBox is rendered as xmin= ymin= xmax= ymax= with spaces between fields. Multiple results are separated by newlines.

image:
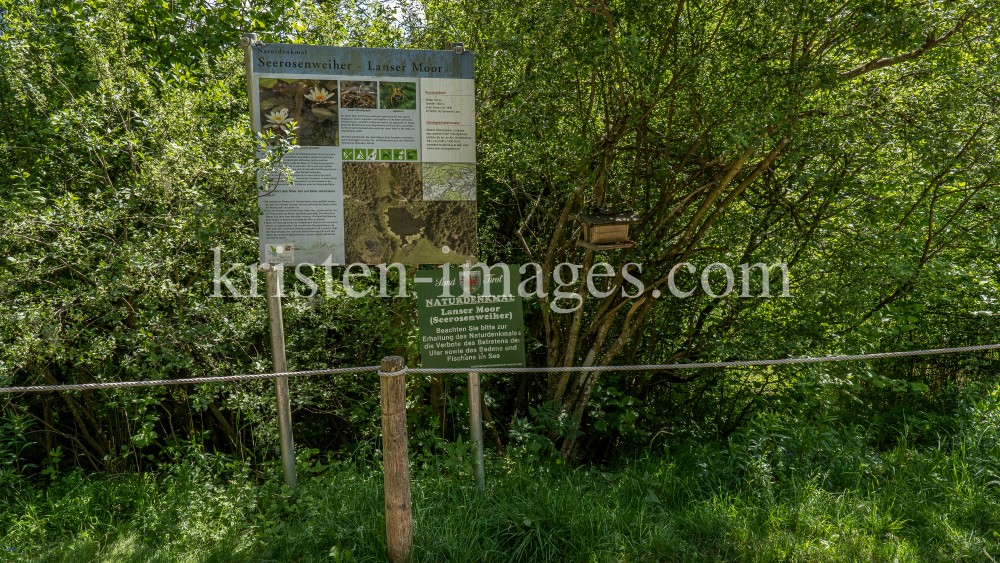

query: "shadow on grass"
xmin=4 ymin=431 xmax=1000 ymax=562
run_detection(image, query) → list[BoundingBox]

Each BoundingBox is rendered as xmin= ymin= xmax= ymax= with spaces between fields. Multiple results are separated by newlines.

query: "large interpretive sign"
xmin=247 ymin=44 xmax=477 ymax=265
xmin=414 ymin=267 xmax=526 ymax=371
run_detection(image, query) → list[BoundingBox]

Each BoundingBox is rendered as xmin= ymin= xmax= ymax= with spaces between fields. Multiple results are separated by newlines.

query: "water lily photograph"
xmin=258 ymin=77 xmax=339 ymax=146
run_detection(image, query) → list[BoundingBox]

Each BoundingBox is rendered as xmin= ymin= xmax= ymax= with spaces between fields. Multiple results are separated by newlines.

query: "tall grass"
xmin=3 ymin=386 xmax=1000 ymax=562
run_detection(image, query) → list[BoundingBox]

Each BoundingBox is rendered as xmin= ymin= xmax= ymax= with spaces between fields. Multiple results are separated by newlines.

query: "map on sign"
xmin=422 ymin=163 xmax=477 ymax=201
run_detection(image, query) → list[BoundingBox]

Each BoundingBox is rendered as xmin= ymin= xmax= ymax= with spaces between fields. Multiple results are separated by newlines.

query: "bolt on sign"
xmin=247 ymin=43 xmax=477 ymax=265
xmin=415 ymin=266 xmax=526 ymax=370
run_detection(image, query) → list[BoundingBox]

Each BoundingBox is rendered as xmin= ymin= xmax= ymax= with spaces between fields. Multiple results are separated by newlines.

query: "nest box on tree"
xmin=575 ymin=207 xmax=641 ymax=251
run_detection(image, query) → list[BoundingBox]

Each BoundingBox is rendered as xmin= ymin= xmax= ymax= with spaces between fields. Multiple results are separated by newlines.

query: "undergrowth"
xmin=2 ymin=384 xmax=1000 ymax=562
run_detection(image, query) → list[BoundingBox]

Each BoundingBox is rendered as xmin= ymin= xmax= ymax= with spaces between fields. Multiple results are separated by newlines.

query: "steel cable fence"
xmin=2 ymin=343 xmax=999 ymax=393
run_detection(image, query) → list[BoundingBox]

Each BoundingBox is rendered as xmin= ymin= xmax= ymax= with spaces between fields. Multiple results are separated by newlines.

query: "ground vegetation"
xmin=0 ymin=0 xmax=998 ymax=559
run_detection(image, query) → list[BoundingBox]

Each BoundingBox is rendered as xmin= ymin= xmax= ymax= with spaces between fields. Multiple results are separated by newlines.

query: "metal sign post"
xmin=264 ymin=264 xmax=296 ymax=489
xmin=467 ymin=371 xmax=485 ymax=492
xmin=243 ymin=34 xmax=296 ymax=491
xmin=414 ymin=265 xmax=526 ymax=492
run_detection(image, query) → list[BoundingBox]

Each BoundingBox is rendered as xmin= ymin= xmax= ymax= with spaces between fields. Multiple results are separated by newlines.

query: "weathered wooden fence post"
xmin=380 ymin=356 xmax=412 ymax=563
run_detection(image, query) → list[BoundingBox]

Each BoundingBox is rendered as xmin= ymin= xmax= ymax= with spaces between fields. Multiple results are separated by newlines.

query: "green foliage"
xmin=0 ymin=0 xmax=426 ymax=478
xmin=0 ymin=411 xmax=37 ymax=489
xmin=409 ymin=0 xmax=1000 ymax=459
xmin=0 ymin=3 xmax=996 ymax=559
xmin=4 ymin=383 xmax=1000 ymax=561
xmin=506 ymin=401 xmax=582 ymax=463
xmin=0 ymin=0 xmax=998 ymax=486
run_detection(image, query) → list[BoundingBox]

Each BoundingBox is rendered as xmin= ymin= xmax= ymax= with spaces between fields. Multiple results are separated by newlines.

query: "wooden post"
xmin=265 ymin=266 xmax=296 ymax=490
xmin=380 ymin=356 xmax=411 ymax=563
xmin=242 ymin=35 xmax=294 ymax=490
xmin=468 ymin=371 xmax=485 ymax=492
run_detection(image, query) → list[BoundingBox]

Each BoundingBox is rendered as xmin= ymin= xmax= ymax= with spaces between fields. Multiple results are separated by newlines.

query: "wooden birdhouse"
xmin=575 ymin=207 xmax=641 ymax=251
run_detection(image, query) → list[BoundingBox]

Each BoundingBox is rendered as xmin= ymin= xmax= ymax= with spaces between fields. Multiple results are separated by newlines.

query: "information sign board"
xmin=415 ymin=267 xmax=526 ymax=370
xmin=249 ymin=44 xmax=477 ymax=265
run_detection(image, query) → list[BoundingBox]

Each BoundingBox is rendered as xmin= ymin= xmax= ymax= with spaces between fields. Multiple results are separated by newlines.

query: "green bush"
xmin=3 ymin=382 xmax=1000 ymax=561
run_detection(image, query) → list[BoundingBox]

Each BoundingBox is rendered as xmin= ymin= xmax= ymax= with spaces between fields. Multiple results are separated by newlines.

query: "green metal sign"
xmin=415 ymin=266 xmax=526 ymax=370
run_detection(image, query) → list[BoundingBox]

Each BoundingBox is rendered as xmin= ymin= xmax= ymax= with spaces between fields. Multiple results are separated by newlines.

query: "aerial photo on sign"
xmin=249 ymin=44 xmax=477 ymax=265
xmin=343 ymin=163 xmax=476 ymax=264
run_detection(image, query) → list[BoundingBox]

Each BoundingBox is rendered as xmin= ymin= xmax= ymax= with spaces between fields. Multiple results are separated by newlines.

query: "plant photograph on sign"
xmin=339 ymin=80 xmax=377 ymax=109
xmin=258 ymin=78 xmax=339 ymax=146
xmin=342 ymin=162 xmax=476 ymax=264
xmin=379 ymin=81 xmax=417 ymax=110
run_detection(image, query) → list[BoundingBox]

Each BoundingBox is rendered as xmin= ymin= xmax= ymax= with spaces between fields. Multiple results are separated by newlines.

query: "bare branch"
xmin=839 ymin=14 xmax=975 ymax=79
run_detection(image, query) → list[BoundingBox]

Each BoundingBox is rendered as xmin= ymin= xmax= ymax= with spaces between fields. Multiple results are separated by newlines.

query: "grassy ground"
xmin=2 ymin=426 xmax=999 ymax=563
xmin=4 ymin=385 xmax=1000 ymax=562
